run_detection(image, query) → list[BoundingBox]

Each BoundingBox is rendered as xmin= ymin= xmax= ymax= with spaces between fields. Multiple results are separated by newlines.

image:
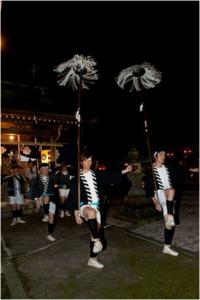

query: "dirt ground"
xmin=1 ymin=211 xmax=199 ymax=299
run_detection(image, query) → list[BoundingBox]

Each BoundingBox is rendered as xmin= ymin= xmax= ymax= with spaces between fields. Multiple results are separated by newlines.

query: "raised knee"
xmin=87 ymin=209 xmax=96 ymax=219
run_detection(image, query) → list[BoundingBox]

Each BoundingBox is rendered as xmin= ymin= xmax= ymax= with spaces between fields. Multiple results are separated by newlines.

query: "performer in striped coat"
xmin=144 ymin=149 xmax=179 ymax=256
xmin=30 ymin=163 xmax=58 ymax=242
xmin=3 ymin=164 xmax=27 ymax=226
xmin=68 ymin=151 xmax=133 ymax=269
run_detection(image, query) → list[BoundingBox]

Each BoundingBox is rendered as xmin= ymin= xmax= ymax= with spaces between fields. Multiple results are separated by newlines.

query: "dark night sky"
xmin=1 ymin=1 xmax=199 ymax=162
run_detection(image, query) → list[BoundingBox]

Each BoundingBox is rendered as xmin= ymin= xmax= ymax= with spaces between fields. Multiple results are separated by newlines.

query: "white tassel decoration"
xmin=116 ymin=62 xmax=162 ymax=92
xmin=54 ymin=54 xmax=98 ymax=90
xmin=75 ymin=109 xmax=81 ymax=122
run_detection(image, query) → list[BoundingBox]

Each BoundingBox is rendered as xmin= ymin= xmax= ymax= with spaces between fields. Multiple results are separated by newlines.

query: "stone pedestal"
xmin=124 ymin=172 xmax=152 ymax=217
xmin=124 ymin=172 xmax=145 ymax=202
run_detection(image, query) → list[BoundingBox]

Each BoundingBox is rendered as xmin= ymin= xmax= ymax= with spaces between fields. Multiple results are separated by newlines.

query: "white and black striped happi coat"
xmin=29 ymin=175 xmax=56 ymax=202
xmin=79 ymin=170 xmax=100 ymax=206
xmin=144 ymin=164 xmax=176 ymax=198
xmin=152 ymin=165 xmax=172 ymax=190
xmin=68 ymin=169 xmax=123 ymax=210
xmin=3 ymin=174 xmax=26 ymax=196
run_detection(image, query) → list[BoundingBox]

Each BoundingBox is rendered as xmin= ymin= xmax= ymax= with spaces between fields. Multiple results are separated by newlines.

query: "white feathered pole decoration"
xmin=54 ymin=54 xmax=98 ymax=209
xmin=116 ymin=62 xmax=162 ymax=196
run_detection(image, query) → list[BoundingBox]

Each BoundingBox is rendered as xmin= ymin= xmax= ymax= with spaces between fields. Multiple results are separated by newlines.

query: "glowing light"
xmin=9 ymin=135 xmax=15 ymax=141
xmin=167 ymin=152 xmax=174 ymax=158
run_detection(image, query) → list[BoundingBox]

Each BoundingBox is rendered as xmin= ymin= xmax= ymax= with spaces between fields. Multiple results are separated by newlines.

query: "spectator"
xmin=54 ymin=163 xmax=72 ymax=218
xmin=24 ymin=160 xmax=37 ymax=196
xmin=168 ymin=155 xmax=188 ymax=225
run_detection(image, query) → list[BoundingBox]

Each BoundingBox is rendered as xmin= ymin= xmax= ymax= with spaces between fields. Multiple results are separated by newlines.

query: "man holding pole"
xmin=144 ymin=149 xmax=179 ymax=256
xmin=68 ymin=150 xmax=133 ymax=269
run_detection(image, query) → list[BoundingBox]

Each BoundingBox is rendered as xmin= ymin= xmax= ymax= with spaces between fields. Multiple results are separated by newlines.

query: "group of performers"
xmin=3 ymin=148 xmax=181 ymax=269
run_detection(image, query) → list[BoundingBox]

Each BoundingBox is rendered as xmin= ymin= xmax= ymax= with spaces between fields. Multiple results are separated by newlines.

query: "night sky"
xmin=1 ymin=1 xmax=199 ymax=162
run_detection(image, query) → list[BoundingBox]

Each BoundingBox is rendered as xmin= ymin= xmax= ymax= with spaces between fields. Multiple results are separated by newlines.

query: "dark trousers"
xmin=174 ymin=191 xmax=182 ymax=225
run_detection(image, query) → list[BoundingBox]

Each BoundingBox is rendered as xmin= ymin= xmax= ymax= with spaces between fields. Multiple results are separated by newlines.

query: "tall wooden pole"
xmin=141 ymin=98 xmax=159 ymax=199
xmin=77 ymin=76 xmax=82 ymax=210
xmin=137 ymin=76 xmax=159 ymax=198
xmin=17 ymin=134 xmax=21 ymax=165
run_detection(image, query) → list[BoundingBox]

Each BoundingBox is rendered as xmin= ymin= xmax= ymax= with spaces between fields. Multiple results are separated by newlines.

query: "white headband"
xmin=153 ymin=151 xmax=165 ymax=158
xmin=40 ymin=166 xmax=49 ymax=170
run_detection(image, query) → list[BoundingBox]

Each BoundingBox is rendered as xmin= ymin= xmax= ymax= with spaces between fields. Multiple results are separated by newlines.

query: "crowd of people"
xmin=2 ymin=161 xmax=73 ymax=233
xmin=1 ymin=148 xmax=191 ymax=268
